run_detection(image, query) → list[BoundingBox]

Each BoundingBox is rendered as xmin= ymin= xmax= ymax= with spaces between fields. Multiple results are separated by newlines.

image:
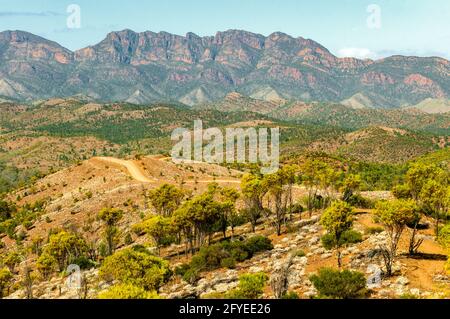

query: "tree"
xmin=148 ymin=184 xmax=185 ymax=217
xmin=241 ymin=174 xmax=268 ymax=232
xmin=263 ymin=165 xmax=298 ymax=236
xmin=98 ymin=283 xmax=161 ymax=299
xmin=0 ymin=267 xmax=12 ymax=298
xmin=206 ymin=183 xmax=240 ymax=239
xmin=99 ymin=247 xmax=172 ymax=291
xmin=320 ymin=201 xmax=354 ymax=267
xmin=300 ymin=159 xmax=332 ymax=216
xmin=98 ymin=208 xmax=123 ymax=256
xmin=0 ymin=199 xmax=15 ymax=222
xmin=38 ymin=231 xmax=88 ymax=272
xmin=341 ymin=174 xmax=362 ymax=203
xmin=134 ymin=215 xmax=174 ymax=255
xmin=419 ymin=179 xmax=449 ymax=237
xmin=172 ymin=190 xmax=222 ymax=252
xmin=438 ymin=224 xmax=450 ymax=252
xmin=406 ymin=163 xmax=442 ymax=201
xmin=375 ymin=199 xmax=418 ymax=276
xmin=3 ymin=250 xmax=22 ymax=273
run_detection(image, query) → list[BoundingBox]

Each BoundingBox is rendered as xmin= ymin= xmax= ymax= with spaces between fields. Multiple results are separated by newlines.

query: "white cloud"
xmin=337 ymin=48 xmax=378 ymax=60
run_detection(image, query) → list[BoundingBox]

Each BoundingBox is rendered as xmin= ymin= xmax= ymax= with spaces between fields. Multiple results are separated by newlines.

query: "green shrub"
xmin=99 ymin=248 xmax=172 ymax=291
xmin=365 ymin=226 xmax=384 ymax=235
xmin=346 ymin=194 xmax=374 ymax=209
xmin=98 ymin=283 xmax=161 ymax=299
xmin=220 ymin=257 xmax=237 ymax=269
xmin=226 ymin=273 xmax=268 ymax=299
xmin=392 ymin=184 xmax=412 ymax=199
xmin=181 ymin=236 xmax=273 ymax=283
xmin=244 ymin=236 xmax=274 ymax=255
xmin=321 ymin=230 xmax=363 ymax=250
xmin=309 ymin=268 xmax=367 ymax=299
xmin=287 ymin=203 xmax=304 ymax=215
xmin=282 ymin=291 xmax=300 ymax=299
xmin=183 ymin=268 xmax=200 ymax=284
xmin=293 ymin=250 xmax=306 ymax=257
xmin=174 ymin=263 xmax=190 ymax=277
xmin=70 ymin=256 xmax=96 ymax=270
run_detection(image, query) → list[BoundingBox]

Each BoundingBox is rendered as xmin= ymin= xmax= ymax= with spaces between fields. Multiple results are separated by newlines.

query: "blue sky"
xmin=0 ymin=0 xmax=449 ymax=59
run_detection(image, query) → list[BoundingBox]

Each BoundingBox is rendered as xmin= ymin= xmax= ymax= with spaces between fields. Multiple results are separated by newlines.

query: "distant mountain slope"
xmin=404 ymin=98 xmax=450 ymax=114
xmin=0 ymin=29 xmax=448 ymax=106
xmin=199 ymin=95 xmax=450 ymax=135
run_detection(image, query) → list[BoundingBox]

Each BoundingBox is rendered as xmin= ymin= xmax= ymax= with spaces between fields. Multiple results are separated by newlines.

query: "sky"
xmin=0 ymin=0 xmax=449 ymax=59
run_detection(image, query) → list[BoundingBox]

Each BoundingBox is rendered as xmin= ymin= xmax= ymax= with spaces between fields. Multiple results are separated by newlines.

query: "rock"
xmin=309 ymin=236 xmax=320 ymax=245
xmin=410 ymin=288 xmax=421 ymax=296
xmin=321 ymin=253 xmax=333 ymax=259
xmin=281 ymin=237 xmax=290 ymax=243
xmin=396 ymin=276 xmax=409 ymax=286
xmin=249 ymin=266 xmax=265 ymax=273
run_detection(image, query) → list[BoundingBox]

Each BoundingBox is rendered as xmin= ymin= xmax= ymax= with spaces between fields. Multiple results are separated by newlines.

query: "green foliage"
xmin=365 ymin=226 xmax=384 ymax=235
xmin=241 ymin=174 xmax=267 ymax=232
xmin=282 ymin=291 xmax=300 ymax=299
xmin=226 ymin=273 xmax=268 ymax=299
xmin=321 ymin=230 xmax=362 ymax=250
xmin=320 ymin=201 xmax=355 ymax=267
xmin=133 ymin=215 xmax=174 ymax=252
xmin=148 ymin=184 xmax=185 ymax=217
xmin=375 ymin=199 xmax=419 ymax=275
xmin=0 ymin=200 xmax=45 ymax=238
xmin=2 ymin=250 xmax=22 ymax=273
xmin=392 ymin=184 xmax=412 ymax=199
xmin=375 ymin=199 xmax=419 ymax=229
xmin=98 ymin=283 xmax=161 ymax=299
xmin=309 ymin=268 xmax=367 ymax=299
xmin=180 ymin=236 xmax=273 ymax=283
xmin=38 ymin=231 xmax=88 ymax=273
xmin=98 ymin=208 xmax=124 ymax=256
xmin=438 ymin=224 xmax=450 ymax=251
xmin=99 ymin=247 xmax=172 ymax=291
xmin=0 ymin=267 xmax=13 ymax=298
xmin=243 ymin=236 xmax=274 ymax=255
xmin=98 ymin=208 xmax=123 ymax=226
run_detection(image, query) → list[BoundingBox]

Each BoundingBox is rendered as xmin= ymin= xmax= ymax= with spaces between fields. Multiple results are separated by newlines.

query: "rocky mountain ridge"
xmin=0 ymin=29 xmax=448 ymax=107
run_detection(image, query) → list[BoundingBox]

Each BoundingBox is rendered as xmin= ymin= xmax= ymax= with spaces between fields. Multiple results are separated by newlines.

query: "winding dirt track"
xmin=93 ymin=156 xmax=241 ymax=185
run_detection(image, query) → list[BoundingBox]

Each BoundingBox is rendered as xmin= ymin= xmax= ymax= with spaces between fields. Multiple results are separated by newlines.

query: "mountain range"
xmin=0 ymin=29 xmax=449 ymax=107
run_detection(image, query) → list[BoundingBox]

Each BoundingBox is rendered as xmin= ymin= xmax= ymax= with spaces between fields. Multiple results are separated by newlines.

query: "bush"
xmin=220 ymin=257 xmax=237 ymax=269
xmin=183 ymin=268 xmax=200 ymax=284
xmin=321 ymin=230 xmax=362 ymax=250
xmin=346 ymin=194 xmax=374 ymax=209
xmin=244 ymin=236 xmax=274 ymax=255
xmin=392 ymin=184 xmax=412 ymax=199
xmin=282 ymin=291 xmax=300 ymax=299
xmin=98 ymin=283 xmax=161 ymax=299
xmin=181 ymin=236 xmax=273 ymax=283
xmin=226 ymin=273 xmax=268 ymax=299
xmin=365 ymin=226 xmax=384 ymax=235
xmin=0 ymin=267 xmax=12 ymax=298
xmin=174 ymin=263 xmax=190 ymax=277
xmin=309 ymin=268 xmax=367 ymax=299
xmin=99 ymin=248 xmax=172 ymax=291
xmin=287 ymin=203 xmax=304 ymax=215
